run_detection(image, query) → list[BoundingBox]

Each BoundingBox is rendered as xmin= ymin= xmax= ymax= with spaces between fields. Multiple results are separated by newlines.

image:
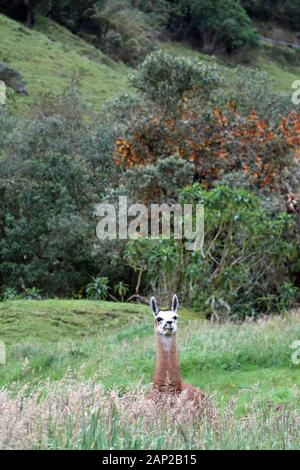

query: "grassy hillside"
xmin=163 ymin=40 xmax=300 ymax=94
xmin=0 ymin=299 xmax=197 ymax=343
xmin=1 ymin=13 xmax=299 ymax=115
xmin=0 ymin=13 xmax=129 ymax=112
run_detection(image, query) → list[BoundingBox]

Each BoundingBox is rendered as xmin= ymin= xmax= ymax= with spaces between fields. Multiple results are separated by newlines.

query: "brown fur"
xmin=149 ymin=322 xmax=206 ymax=406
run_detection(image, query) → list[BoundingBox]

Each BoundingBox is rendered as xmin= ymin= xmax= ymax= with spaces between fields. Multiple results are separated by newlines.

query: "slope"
xmin=0 ymin=13 xmax=129 ymax=112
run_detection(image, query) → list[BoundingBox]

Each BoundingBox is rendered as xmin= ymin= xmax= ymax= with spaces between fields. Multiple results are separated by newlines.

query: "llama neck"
xmin=152 ymin=333 xmax=182 ymax=394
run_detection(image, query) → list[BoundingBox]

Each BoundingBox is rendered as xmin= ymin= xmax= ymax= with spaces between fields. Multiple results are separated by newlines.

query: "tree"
xmin=0 ymin=1 xmax=50 ymax=26
xmin=189 ymin=0 xmax=259 ymax=53
xmin=241 ymin=0 xmax=300 ymax=31
xmin=166 ymin=0 xmax=259 ymax=53
xmin=130 ymin=50 xmax=220 ymax=112
xmin=114 ymin=54 xmax=300 ymax=198
xmin=0 ymin=90 xmax=116 ymax=296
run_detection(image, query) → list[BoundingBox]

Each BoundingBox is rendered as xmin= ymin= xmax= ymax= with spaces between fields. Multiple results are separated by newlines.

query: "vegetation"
xmin=241 ymin=0 xmax=300 ymax=31
xmin=0 ymin=13 xmax=129 ymax=112
xmin=0 ymin=300 xmax=299 ymax=449
xmin=1 ymin=44 xmax=300 ymax=317
xmin=1 ymin=1 xmax=299 ymax=62
xmin=86 ymin=277 xmax=109 ymax=300
xmin=0 ymin=1 xmax=300 ymax=451
xmin=169 ymin=0 xmax=259 ymax=54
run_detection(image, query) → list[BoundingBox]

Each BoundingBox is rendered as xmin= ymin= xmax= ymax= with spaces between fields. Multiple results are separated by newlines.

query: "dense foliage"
xmin=107 ymin=51 xmax=300 ymax=316
xmin=2 ymin=0 xmax=299 ymax=61
xmin=0 ymin=91 xmax=121 ymax=296
xmin=241 ymin=0 xmax=300 ymax=31
xmin=168 ymin=0 xmax=259 ymax=53
xmin=122 ymin=185 xmax=297 ymax=318
xmin=0 ymin=37 xmax=300 ymax=317
xmin=113 ymin=51 xmax=299 ymax=197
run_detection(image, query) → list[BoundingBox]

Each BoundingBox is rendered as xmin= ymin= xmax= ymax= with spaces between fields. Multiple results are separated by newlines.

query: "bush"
xmin=168 ymin=0 xmax=259 ymax=54
xmin=22 ymin=287 xmax=42 ymax=300
xmin=189 ymin=0 xmax=259 ymax=53
xmin=125 ymin=155 xmax=195 ymax=203
xmin=241 ymin=0 xmax=300 ymax=31
xmin=179 ymin=185 xmax=298 ymax=318
xmin=0 ymin=90 xmax=118 ymax=297
xmin=114 ymin=54 xmax=299 ymax=198
xmin=130 ymin=50 xmax=220 ymax=111
xmin=102 ymin=30 xmax=123 ymax=59
xmin=122 ymin=184 xmax=298 ymax=318
xmin=86 ymin=277 xmax=109 ymax=300
xmin=88 ymin=1 xmax=160 ymax=65
xmin=2 ymin=287 xmax=20 ymax=301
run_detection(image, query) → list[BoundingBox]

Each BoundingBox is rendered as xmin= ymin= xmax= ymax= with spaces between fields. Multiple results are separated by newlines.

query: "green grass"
xmin=162 ymin=40 xmax=300 ymax=94
xmin=257 ymin=43 xmax=300 ymax=93
xmin=0 ymin=14 xmax=129 ymax=112
xmin=0 ymin=299 xmax=198 ymax=386
xmin=0 ymin=299 xmax=197 ymax=343
xmin=1 ymin=12 xmax=299 ymax=115
xmin=0 ymin=300 xmax=299 ymax=405
xmin=0 ymin=300 xmax=299 ymax=449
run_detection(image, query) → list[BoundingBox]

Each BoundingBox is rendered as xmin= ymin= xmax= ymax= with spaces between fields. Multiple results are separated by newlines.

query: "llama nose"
xmin=166 ymin=321 xmax=173 ymax=325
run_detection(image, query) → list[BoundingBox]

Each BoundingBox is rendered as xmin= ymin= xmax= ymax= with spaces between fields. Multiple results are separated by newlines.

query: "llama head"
xmin=150 ymin=294 xmax=179 ymax=336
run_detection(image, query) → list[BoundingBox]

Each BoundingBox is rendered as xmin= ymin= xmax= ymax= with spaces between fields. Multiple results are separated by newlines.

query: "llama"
xmin=148 ymin=294 xmax=206 ymax=407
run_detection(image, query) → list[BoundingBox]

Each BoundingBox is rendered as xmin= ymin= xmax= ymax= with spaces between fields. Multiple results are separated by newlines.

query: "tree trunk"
xmin=24 ymin=0 xmax=34 ymax=27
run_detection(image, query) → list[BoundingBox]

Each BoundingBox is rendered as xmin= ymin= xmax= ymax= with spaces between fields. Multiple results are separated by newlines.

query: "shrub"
xmin=86 ymin=276 xmax=109 ymax=300
xmin=125 ymin=155 xmax=195 ymax=203
xmin=110 ymin=54 xmax=299 ymax=204
xmin=122 ymin=184 xmax=298 ymax=318
xmin=22 ymin=287 xmax=42 ymax=300
xmin=113 ymin=88 xmax=300 ymax=198
xmin=102 ymin=30 xmax=123 ymax=59
xmin=130 ymin=50 xmax=220 ymax=111
xmin=168 ymin=0 xmax=259 ymax=54
xmin=2 ymin=287 xmax=20 ymax=301
xmin=0 ymin=90 xmax=117 ymax=297
xmin=89 ymin=1 xmax=159 ymax=65
xmin=179 ymin=184 xmax=298 ymax=318
xmin=114 ymin=281 xmax=129 ymax=302
xmin=189 ymin=0 xmax=259 ymax=53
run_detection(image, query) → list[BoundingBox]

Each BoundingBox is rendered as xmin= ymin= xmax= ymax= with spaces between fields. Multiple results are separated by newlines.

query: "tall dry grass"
xmin=0 ymin=375 xmax=299 ymax=450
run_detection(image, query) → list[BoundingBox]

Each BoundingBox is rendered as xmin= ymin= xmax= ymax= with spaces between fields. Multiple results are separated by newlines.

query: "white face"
xmin=150 ymin=295 xmax=179 ymax=336
xmin=155 ymin=310 xmax=178 ymax=336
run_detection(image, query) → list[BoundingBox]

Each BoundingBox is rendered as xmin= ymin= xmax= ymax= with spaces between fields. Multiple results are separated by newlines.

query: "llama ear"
xmin=150 ymin=296 xmax=159 ymax=318
xmin=171 ymin=294 xmax=179 ymax=314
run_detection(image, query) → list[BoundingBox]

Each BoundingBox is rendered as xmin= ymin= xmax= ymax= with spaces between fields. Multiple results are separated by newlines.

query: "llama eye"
xmin=156 ymin=317 xmax=163 ymax=322
xmin=173 ymin=316 xmax=177 ymax=320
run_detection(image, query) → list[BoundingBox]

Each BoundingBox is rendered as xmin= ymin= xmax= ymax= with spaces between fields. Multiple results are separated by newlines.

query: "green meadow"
xmin=0 ymin=300 xmax=299 ymax=449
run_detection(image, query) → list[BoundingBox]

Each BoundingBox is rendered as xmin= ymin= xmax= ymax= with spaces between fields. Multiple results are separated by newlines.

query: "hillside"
xmin=0 ymin=299 xmax=197 ymax=344
xmin=163 ymin=39 xmax=300 ymax=94
xmin=0 ymin=13 xmax=299 ymax=113
xmin=0 ymin=13 xmax=129 ymax=112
